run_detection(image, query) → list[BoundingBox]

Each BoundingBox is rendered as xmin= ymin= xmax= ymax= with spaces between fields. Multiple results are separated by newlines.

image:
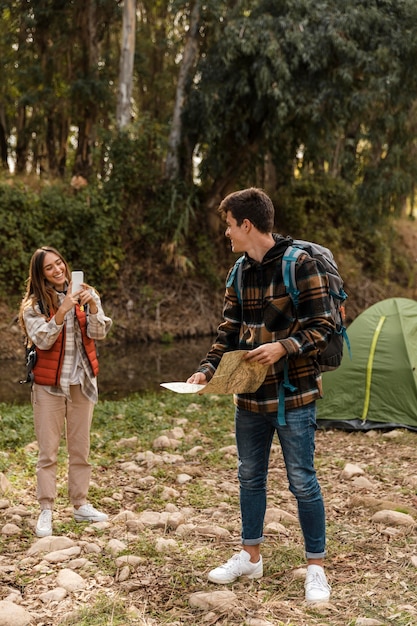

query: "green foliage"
xmin=276 ymin=176 xmax=359 ymax=247
xmin=191 ymin=231 xmax=224 ymax=292
xmin=187 ymin=0 xmax=417 ymax=219
xmin=0 ymin=184 xmax=44 ymax=300
xmin=102 ymin=120 xmax=171 ymax=251
xmin=2 ymin=1 xmax=417 ymax=310
xmin=0 ymin=403 xmax=34 ymax=458
xmin=37 ymin=184 xmax=123 ymax=291
xmin=0 ymin=180 xmax=122 ymax=300
xmin=275 ymin=175 xmax=415 ymax=285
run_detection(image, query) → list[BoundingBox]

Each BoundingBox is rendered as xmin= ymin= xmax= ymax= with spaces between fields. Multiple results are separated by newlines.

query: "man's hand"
xmin=244 ymin=342 xmax=287 ymax=365
xmin=186 ymin=372 xmax=208 ymax=384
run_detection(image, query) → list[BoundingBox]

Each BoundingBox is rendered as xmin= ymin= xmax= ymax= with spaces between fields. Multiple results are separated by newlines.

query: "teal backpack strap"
xmin=226 ymin=255 xmax=245 ymax=305
xmin=277 ymin=361 xmax=297 ymax=426
xmin=342 ymin=326 xmax=352 ymax=359
xmin=279 ymin=246 xmax=303 ymax=425
xmin=282 ymin=245 xmax=304 ymax=307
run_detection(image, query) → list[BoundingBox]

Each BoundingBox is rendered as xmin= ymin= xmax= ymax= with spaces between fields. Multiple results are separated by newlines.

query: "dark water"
xmin=0 ymin=337 xmax=214 ymax=405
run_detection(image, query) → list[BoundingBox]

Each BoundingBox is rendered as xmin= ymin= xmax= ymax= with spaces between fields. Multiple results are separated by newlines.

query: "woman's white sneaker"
xmin=36 ymin=509 xmax=53 ymax=537
xmin=305 ymin=565 xmax=331 ymax=603
xmin=208 ymin=550 xmax=263 ymax=584
xmin=73 ymin=503 xmax=108 ymax=523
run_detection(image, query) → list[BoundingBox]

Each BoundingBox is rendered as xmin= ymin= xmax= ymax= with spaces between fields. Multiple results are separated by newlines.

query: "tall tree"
xmin=117 ymin=0 xmax=136 ymax=129
xmin=164 ymin=0 xmax=201 ymax=181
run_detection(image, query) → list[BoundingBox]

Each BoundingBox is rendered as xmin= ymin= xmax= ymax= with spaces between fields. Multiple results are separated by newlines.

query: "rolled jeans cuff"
xmin=306 ymin=550 xmax=326 ymax=560
xmin=242 ymin=536 xmax=265 ymax=546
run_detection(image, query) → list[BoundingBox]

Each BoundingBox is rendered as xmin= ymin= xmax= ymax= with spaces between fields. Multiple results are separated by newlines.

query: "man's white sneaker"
xmin=208 ymin=550 xmax=263 ymax=584
xmin=73 ymin=503 xmax=108 ymax=523
xmin=36 ymin=509 xmax=53 ymax=537
xmin=305 ymin=565 xmax=331 ymax=603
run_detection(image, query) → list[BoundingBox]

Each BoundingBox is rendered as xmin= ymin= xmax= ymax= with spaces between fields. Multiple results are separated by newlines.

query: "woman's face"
xmin=42 ymin=252 xmax=67 ymax=290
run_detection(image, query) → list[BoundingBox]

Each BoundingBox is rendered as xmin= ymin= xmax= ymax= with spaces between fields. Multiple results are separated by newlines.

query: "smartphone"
xmin=71 ymin=270 xmax=84 ymax=293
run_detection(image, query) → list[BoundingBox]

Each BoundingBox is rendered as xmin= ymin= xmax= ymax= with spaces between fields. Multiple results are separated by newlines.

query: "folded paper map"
xmin=160 ymin=350 xmax=268 ymax=395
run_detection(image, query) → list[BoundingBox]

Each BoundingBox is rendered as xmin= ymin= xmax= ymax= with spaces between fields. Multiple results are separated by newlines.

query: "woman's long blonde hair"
xmin=18 ymin=246 xmax=71 ymax=335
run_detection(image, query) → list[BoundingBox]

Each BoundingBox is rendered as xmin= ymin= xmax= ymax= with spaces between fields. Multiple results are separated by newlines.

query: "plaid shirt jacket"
xmin=197 ymin=234 xmax=335 ymax=415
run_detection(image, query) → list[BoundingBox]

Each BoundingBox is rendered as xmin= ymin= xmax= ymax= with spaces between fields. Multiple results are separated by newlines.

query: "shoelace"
xmin=38 ymin=510 xmax=51 ymax=524
xmin=222 ymin=554 xmax=254 ymax=576
xmin=306 ymin=572 xmax=329 ymax=590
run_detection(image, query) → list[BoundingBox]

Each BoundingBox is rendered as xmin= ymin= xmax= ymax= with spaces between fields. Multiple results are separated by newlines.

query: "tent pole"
xmin=361 ymin=316 xmax=386 ymax=422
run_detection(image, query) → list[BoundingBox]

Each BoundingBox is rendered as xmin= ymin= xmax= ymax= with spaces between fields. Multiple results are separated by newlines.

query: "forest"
xmin=2 ymin=6 xmax=417 ymax=625
xmin=1 ymin=0 xmax=417 ymax=343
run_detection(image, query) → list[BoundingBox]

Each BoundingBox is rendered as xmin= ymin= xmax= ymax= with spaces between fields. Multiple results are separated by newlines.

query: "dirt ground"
xmin=0 ymin=420 xmax=417 ymax=625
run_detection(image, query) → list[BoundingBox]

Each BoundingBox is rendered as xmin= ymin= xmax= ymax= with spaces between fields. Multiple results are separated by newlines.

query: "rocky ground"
xmin=0 ymin=414 xmax=417 ymax=626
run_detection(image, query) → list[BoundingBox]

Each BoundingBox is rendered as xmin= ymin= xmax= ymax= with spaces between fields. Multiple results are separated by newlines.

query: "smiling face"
xmin=225 ymin=211 xmax=248 ymax=253
xmin=42 ymin=251 xmax=67 ymax=290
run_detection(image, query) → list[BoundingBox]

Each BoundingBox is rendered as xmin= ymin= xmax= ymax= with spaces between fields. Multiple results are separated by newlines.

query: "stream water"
xmin=0 ymin=337 xmax=214 ymax=405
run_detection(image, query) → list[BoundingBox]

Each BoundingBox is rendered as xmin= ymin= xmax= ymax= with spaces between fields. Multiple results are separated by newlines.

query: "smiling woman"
xmin=17 ymin=246 xmax=113 ymax=538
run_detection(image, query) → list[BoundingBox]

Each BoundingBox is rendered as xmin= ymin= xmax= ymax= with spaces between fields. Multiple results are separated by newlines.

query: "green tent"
xmin=317 ymin=297 xmax=417 ymax=432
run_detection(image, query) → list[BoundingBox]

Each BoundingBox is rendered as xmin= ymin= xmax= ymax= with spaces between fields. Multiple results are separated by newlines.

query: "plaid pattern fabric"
xmin=197 ymin=235 xmax=335 ymax=414
xmin=23 ymin=290 xmax=112 ymax=404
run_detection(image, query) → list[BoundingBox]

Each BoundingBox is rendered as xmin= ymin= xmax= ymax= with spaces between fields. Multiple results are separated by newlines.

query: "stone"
xmin=39 ymin=587 xmax=68 ymax=603
xmin=0 ymin=473 xmax=12 ymax=494
xmin=189 ymin=590 xmax=237 ymax=611
xmin=44 ymin=546 xmax=82 ymax=563
xmin=167 ymin=511 xmax=185 ymax=529
xmin=28 ymin=536 xmax=75 ymax=555
xmin=155 ymin=537 xmax=178 ymax=552
xmin=352 ymin=476 xmax=373 ymax=489
xmin=264 ymin=508 xmax=298 ymax=525
xmin=0 ymin=601 xmax=31 ymax=626
xmin=153 ymin=435 xmax=180 ymax=450
xmin=106 ymin=538 xmax=127 ymax=555
xmin=1 ymin=523 xmax=21 ymax=535
xmin=56 ymin=569 xmax=86 ymax=592
xmin=341 ymin=463 xmax=365 ymax=479
xmin=265 ymin=521 xmax=290 ymax=535
xmin=195 ymin=524 xmax=231 ymax=539
xmin=115 ymin=555 xmax=143 ymax=568
xmin=117 ymin=565 xmax=131 ymax=582
xmin=176 ymin=473 xmax=192 ymax=484
xmin=371 ymin=510 xmax=415 ymax=527
xmin=120 ymin=461 xmax=142 ymax=473
xmin=160 ymin=486 xmax=180 ymax=500
xmin=115 ymin=436 xmax=139 ymax=448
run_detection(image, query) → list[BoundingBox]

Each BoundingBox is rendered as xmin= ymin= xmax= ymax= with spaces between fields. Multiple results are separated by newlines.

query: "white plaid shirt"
xmin=23 ymin=289 xmax=112 ymax=403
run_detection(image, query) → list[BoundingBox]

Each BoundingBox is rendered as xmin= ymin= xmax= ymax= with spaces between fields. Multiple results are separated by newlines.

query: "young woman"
xmin=19 ymin=246 xmax=113 ymax=537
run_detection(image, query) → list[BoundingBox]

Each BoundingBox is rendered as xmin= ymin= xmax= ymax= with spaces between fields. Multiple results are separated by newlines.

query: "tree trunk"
xmin=15 ymin=105 xmax=28 ymax=174
xmin=0 ymin=105 xmax=9 ymax=170
xmin=117 ymin=0 xmax=136 ymax=130
xmin=165 ymin=0 xmax=201 ymax=181
xmin=73 ymin=0 xmax=99 ymax=179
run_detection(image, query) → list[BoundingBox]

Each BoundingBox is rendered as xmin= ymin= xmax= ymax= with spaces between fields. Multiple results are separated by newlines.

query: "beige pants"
xmin=32 ymin=383 xmax=94 ymax=509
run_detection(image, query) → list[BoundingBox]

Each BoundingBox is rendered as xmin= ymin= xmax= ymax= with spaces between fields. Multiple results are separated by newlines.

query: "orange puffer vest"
xmin=33 ymin=305 xmax=99 ymax=386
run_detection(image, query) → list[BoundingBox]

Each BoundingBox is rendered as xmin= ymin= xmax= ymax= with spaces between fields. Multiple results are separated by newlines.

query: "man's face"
xmin=225 ymin=211 xmax=248 ymax=253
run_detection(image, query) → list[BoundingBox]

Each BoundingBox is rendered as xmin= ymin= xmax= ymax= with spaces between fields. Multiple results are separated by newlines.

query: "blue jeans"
xmin=235 ymin=403 xmax=326 ymax=559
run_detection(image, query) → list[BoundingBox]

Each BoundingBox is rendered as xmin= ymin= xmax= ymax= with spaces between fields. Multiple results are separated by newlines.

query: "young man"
xmin=187 ymin=187 xmax=334 ymax=603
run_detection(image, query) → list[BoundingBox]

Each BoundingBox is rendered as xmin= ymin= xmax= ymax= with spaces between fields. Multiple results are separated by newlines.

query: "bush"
xmin=0 ymin=180 xmax=123 ymax=301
